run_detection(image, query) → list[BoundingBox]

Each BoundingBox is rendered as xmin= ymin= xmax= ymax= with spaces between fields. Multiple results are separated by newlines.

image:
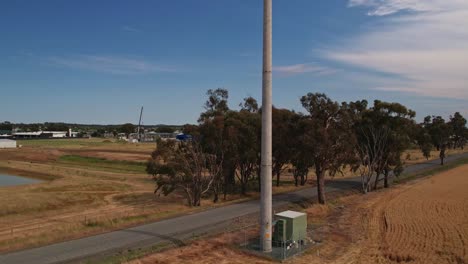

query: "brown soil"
xmin=333 ymin=165 xmax=468 ymax=264
xmin=131 ymin=165 xmax=468 ymax=264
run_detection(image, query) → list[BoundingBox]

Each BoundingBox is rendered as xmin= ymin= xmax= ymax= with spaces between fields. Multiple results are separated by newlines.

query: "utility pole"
xmin=260 ymin=0 xmax=272 ymax=253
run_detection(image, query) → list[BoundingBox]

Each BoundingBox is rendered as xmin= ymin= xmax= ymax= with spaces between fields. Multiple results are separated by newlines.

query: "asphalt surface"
xmin=1 ymin=152 xmax=467 ymax=264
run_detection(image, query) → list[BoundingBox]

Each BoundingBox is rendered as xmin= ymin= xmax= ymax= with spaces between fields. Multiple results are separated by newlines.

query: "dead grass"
xmin=1 ymin=140 xmax=466 ymax=255
xmin=0 ymin=140 xmax=312 ymax=253
xmin=129 ymin=164 xmax=468 ymax=264
xmin=402 ymin=148 xmax=468 ymax=165
xmin=128 ymin=235 xmax=272 ymax=264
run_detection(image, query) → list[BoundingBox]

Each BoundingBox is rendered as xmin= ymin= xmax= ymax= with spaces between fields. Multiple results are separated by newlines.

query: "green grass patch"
xmin=58 ymin=155 xmax=146 ymax=174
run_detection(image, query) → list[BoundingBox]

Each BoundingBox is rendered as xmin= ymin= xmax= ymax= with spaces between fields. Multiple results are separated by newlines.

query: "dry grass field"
xmin=0 ymin=139 xmax=310 ymax=253
xmin=130 ymin=164 xmax=468 ymax=264
xmin=332 ymin=164 xmax=468 ymax=264
xmin=0 ymin=138 xmax=466 ymax=255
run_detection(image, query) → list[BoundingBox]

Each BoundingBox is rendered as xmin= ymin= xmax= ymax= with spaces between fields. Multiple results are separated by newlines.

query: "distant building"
xmin=12 ymin=131 xmax=43 ymax=139
xmin=43 ymin=131 xmax=68 ymax=138
xmin=124 ymin=130 xmax=188 ymax=143
xmin=176 ymin=133 xmax=192 ymax=141
xmin=0 ymin=139 xmax=16 ymax=148
xmin=12 ymin=130 xmax=78 ymax=139
xmin=143 ymin=131 xmax=179 ymax=142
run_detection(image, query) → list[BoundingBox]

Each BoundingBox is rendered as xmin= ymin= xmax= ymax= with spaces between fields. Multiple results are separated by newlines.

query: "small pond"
xmin=0 ymin=173 xmax=43 ymax=187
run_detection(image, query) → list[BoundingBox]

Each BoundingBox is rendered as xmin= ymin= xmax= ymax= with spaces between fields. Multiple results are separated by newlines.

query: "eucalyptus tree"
xmin=239 ymin=97 xmax=262 ymax=191
xmin=354 ymin=125 xmax=390 ymax=193
xmin=289 ymin=114 xmax=315 ymax=187
xmin=197 ymin=88 xmax=230 ymax=202
xmin=350 ymin=99 xmax=415 ymax=192
xmin=147 ymin=139 xmax=222 ymax=207
xmin=300 ymin=93 xmax=355 ymax=204
xmin=272 ymin=108 xmax=295 ymax=186
xmin=370 ymin=101 xmax=415 ymax=188
xmin=239 ymin=96 xmax=259 ymax=113
xmin=449 ymin=112 xmax=467 ymax=149
xmin=198 ymin=88 xmax=229 ymax=122
xmin=224 ymin=108 xmax=261 ymax=195
xmin=414 ymin=124 xmax=432 ymax=160
xmin=423 ymin=116 xmax=452 ymax=165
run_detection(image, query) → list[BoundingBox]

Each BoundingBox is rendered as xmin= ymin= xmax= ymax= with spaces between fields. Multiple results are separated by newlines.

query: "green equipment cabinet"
xmin=272 ymin=210 xmax=307 ymax=245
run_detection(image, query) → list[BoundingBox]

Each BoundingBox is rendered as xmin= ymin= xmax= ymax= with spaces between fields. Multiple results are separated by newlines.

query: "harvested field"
xmin=342 ymin=164 xmax=468 ymax=264
xmin=130 ymin=164 xmax=468 ymax=264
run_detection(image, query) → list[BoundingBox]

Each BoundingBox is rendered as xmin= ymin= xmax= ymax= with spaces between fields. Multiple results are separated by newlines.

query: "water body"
xmin=0 ymin=173 xmax=42 ymax=187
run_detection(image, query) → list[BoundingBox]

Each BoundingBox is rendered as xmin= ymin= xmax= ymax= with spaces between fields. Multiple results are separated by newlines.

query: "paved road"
xmin=1 ymin=152 xmax=467 ymax=264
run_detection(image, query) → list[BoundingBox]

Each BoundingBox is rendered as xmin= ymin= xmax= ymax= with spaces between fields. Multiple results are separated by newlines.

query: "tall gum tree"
xmin=300 ymin=93 xmax=354 ymax=204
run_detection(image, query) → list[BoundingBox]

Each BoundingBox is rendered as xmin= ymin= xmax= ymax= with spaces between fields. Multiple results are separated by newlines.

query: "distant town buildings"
xmin=8 ymin=130 xmax=78 ymax=139
xmin=127 ymin=130 xmax=184 ymax=142
xmin=0 ymin=124 xmax=189 ymax=143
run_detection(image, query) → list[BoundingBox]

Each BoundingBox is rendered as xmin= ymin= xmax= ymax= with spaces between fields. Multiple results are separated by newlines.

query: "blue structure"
xmin=176 ymin=134 xmax=192 ymax=141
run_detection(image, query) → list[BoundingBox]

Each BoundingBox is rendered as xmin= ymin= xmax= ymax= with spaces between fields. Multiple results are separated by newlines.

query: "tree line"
xmin=146 ymin=89 xmax=468 ymax=206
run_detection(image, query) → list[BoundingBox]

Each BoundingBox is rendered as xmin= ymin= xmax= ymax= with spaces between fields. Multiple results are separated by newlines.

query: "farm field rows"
xmin=129 ymin=164 xmax=468 ymax=264
xmin=336 ymin=164 xmax=468 ymax=264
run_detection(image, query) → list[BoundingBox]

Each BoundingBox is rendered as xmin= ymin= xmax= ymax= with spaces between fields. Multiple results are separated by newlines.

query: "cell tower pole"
xmin=260 ymin=0 xmax=272 ymax=253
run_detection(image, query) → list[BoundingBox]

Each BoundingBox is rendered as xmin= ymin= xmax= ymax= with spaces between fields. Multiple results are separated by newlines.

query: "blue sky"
xmin=1 ymin=0 xmax=467 ymax=125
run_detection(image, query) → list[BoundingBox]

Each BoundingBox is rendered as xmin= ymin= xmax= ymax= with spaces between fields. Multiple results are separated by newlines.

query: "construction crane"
xmin=137 ymin=106 xmax=143 ymax=142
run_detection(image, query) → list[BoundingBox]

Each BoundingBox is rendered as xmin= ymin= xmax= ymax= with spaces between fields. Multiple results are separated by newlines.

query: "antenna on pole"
xmin=260 ymin=0 xmax=273 ymax=253
xmin=137 ymin=106 xmax=144 ymax=142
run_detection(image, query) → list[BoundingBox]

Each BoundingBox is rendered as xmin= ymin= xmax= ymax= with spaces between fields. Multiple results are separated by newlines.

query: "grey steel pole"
xmin=260 ymin=0 xmax=272 ymax=253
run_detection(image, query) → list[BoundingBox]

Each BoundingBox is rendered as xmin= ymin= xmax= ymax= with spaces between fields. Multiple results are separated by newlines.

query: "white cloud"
xmin=48 ymin=55 xmax=176 ymax=75
xmin=348 ymin=0 xmax=462 ymax=16
xmin=273 ymin=63 xmax=338 ymax=77
xmin=324 ymin=0 xmax=468 ymax=99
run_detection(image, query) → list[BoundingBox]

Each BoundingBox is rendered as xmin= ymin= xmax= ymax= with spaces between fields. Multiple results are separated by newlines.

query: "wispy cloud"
xmin=273 ymin=63 xmax=338 ymax=77
xmin=323 ymin=0 xmax=468 ymax=99
xmin=372 ymin=86 xmax=421 ymax=93
xmin=48 ymin=55 xmax=177 ymax=75
xmin=122 ymin=25 xmax=141 ymax=33
xmin=348 ymin=0 xmax=449 ymax=16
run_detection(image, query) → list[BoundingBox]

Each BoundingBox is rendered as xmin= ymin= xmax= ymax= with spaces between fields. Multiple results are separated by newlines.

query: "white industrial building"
xmin=0 ymin=139 xmax=17 ymax=149
xmin=12 ymin=130 xmax=78 ymax=139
